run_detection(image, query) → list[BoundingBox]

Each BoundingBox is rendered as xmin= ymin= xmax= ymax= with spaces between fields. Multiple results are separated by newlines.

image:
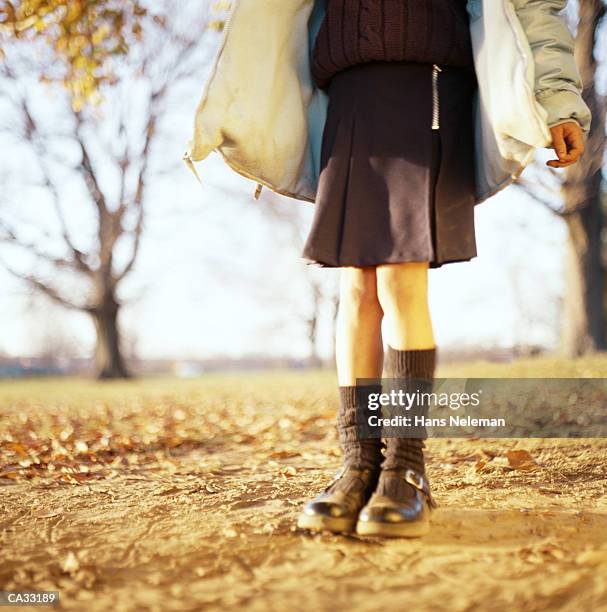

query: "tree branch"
xmin=0 ymin=220 xmax=89 ymax=273
xmin=8 ymin=84 xmax=93 ymax=274
xmin=73 ymin=113 xmax=108 ymax=216
xmin=113 ymin=89 xmax=158 ymax=284
xmin=1 ymin=261 xmax=93 ymax=312
xmin=513 ymin=176 xmax=590 ymax=217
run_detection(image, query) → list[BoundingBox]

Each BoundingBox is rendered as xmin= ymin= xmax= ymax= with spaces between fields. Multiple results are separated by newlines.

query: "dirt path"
xmin=1 ymin=366 xmax=607 ymax=611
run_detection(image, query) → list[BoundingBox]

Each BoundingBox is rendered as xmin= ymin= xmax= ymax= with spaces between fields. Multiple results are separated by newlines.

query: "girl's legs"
xmin=298 ymin=266 xmax=385 ymax=533
xmin=335 ymin=266 xmax=384 ymax=385
xmin=334 ymin=267 xmax=385 ymax=470
xmin=357 ymin=262 xmax=438 ymax=537
xmin=375 ymin=261 xmax=434 ymax=350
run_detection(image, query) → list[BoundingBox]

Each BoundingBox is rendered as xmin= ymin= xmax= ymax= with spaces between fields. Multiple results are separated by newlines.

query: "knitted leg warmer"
xmin=381 ymin=346 xmax=437 ymax=475
xmin=337 ymin=384 xmax=384 ymax=471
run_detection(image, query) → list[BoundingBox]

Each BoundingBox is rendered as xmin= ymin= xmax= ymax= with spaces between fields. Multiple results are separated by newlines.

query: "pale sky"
xmin=1 ymin=2 xmax=595 ymax=363
xmin=0 ymin=145 xmax=568 ymax=361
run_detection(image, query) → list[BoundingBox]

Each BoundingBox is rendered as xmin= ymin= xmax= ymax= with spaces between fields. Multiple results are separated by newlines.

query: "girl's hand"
xmin=546 ymin=121 xmax=585 ymax=168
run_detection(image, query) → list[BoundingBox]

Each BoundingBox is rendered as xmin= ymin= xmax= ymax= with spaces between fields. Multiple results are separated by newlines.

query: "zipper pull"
xmin=431 ymin=64 xmax=442 ymax=131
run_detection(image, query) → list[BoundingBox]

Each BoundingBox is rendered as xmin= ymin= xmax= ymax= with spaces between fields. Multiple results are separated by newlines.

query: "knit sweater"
xmin=311 ymin=0 xmax=475 ymax=91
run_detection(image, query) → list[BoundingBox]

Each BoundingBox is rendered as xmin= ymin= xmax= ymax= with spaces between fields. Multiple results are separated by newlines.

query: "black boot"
xmin=298 ymin=384 xmax=383 ymax=533
xmin=357 ymin=346 xmax=438 ymax=537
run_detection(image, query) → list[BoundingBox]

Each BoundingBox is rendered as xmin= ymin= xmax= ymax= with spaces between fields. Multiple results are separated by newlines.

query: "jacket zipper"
xmin=185 ymin=1 xmax=549 ymax=206
xmin=431 ymin=63 xmax=442 ymax=130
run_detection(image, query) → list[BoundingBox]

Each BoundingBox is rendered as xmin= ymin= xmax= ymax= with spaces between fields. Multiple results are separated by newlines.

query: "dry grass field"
xmin=1 ymin=355 xmax=606 ymax=611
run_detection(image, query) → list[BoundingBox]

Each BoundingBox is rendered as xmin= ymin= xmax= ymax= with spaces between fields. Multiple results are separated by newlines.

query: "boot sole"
xmin=297 ymin=512 xmax=356 ymax=534
xmin=355 ymin=518 xmax=431 ymax=538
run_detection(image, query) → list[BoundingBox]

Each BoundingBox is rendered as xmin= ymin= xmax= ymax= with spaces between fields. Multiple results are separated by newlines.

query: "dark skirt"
xmin=301 ymin=60 xmax=479 ymax=270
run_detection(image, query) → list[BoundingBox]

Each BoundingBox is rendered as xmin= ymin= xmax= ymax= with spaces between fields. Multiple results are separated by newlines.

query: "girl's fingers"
xmin=552 ymin=130 xmax=568 ymax=159
xmin=546 ymin=122 xmax=585 ymax=167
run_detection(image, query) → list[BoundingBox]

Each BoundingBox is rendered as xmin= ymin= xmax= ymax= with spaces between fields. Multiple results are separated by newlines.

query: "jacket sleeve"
xmin=511 ymin=0 xmax=592 ymax=134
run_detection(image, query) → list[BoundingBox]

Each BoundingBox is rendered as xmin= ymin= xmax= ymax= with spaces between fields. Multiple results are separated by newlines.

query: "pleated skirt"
xmin=301 ymin=60 xmax=479 ymax=269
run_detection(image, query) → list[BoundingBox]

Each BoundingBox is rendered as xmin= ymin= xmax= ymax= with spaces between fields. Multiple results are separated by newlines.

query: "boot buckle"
xmin=404 ymin=468 xmax=425 ymax=491
xmin=404 ymin=468 xmax=438 ymax=510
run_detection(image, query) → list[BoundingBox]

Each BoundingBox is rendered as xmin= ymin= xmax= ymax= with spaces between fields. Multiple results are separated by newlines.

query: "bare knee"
xmin=376 ymin=262 xmax=428 ymax=310
xmin=339 ymin=267 xmax=381 ymax=314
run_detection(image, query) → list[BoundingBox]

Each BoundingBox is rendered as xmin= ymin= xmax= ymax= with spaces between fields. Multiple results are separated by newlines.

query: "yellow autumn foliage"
xmin=0 ymin=0 xmax=147 ymax=108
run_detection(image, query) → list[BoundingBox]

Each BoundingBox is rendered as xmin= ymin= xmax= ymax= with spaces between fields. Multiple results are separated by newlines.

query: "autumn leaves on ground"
xmin=1 ymin=356 xmax=607 ymax=611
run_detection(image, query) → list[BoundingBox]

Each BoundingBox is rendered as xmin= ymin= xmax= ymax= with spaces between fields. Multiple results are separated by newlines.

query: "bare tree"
xmin=0 ymin=4 xmax=210 ymax=378
xmin=514 ymin=0 xmax=606 ymax=357
xmin=328 ymin=287 xmax=340 ymax=366
xmin=203 ymin=186 xmax=340 ymax=368
xmin=305 ymin=281 xmax=324 ymax=368
xmin=260 ymin=193 xmax=340 ymax=368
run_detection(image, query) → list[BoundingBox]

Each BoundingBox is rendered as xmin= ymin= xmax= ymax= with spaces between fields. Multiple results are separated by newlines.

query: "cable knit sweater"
xmin=311 ymin=0 xmax=475 ymax=91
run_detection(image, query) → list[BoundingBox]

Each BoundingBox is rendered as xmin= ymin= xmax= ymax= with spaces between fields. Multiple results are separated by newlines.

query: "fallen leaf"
xmin=540 ymin=544 xmax=566 ymax=560
xmin=32 ymin=507 xmax=64 ymax=518
xmin=155 ymin=486 xmax=180 ymax=496
xmin=268 ymin=450 xmax=301 ymax=459
xmin=474 ymin=460 xmax=488 ymax=473
xmin=506 ymin=450 xmax=538 ymax=471
xmin=575 ymin=550 xmax=607 ymax=566
xmin=61 ymin=551 xmax=80 ymax=573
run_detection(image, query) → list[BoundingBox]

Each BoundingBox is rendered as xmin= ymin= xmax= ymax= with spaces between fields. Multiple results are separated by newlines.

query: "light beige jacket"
xmin=184 ymin=0 xmax=592 ymax=206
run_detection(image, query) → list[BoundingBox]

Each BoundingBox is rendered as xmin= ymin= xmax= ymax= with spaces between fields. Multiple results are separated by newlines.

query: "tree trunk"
xmin=561 ymin=216 xmax=591 ymax=356
xmin=330 ymin=292 xmax=340 ymax=366
xmin=306 ymin=281 xmax=324 ymax=368
xmin=580 ymin=195 xmax=606 ymax=351
xmin=560 ymin=205 xmax=606 ymax=356
xmin=92 ymin=297 xmax=130 ymax=379
xmin=559 ymin=0 xmax=606 ymax=357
